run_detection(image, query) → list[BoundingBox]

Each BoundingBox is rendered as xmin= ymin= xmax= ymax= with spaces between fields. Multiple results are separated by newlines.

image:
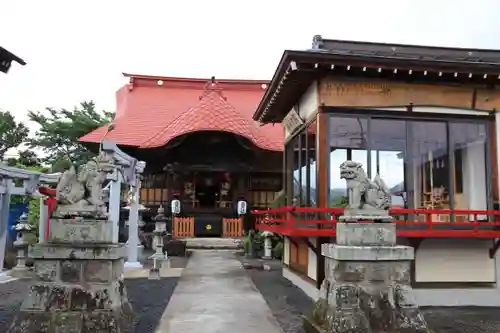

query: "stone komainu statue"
xmin=339 ymin=160 xmax=392 ymax=211
xmin=55 ymin=152 xmax=115 ymax=214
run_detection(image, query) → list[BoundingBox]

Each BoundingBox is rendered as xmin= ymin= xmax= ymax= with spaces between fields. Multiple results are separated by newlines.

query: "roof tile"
xmin=79 ymin=76 xmax=283 ymax=151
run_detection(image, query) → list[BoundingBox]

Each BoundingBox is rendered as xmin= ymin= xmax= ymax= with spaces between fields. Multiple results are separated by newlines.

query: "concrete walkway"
xmin=155 ymin=250 xmax=283 ymax=333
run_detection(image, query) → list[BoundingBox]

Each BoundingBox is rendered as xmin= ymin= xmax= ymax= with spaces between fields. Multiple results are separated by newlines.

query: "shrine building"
xmin=80 ymin=74 xmax=283 ymax=237
xmin=253 ymin=36 xmax=500 ymax=306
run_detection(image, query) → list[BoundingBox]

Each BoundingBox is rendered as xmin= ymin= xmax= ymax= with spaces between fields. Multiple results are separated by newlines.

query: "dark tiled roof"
xmin=253 ymin=35 xmax=500 ymax=123
xmin=0 ymin=47 xmax=26 ymax=74
xmin=311 ymin=35 xmax=500 ymax=66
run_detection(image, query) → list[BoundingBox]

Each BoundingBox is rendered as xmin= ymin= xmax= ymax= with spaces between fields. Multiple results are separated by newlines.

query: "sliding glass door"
xmin=370 ymin=119 xmax=407 ymax=208
xmin=328 ymin=114 xmax=492 ymax=212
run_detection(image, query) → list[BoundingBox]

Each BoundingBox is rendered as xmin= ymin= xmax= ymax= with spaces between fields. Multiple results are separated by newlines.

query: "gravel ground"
xmin=0 ymin=254 xmax=190 ymax=333
xmin=242 ymin=258 xmax=500 ymax=333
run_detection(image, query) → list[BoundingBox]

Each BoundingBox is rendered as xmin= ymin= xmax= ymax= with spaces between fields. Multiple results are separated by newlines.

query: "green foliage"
xmin=243 ymin=231 xmax=265 ymax=256
xmin=50 ymin=156 xmax=73 ymax=173
xmin=330 ymin=195 xmax=348 ymax=208
xmin=17 ymin=150 xmax=41 ymax=167
xmin=27 ymin=196 xmax=40 ymax=239
xmin=270 ymin=190 xmax=286 ymax=208
xmin=27 ymin=101 xmax=114 ymax=167
xmin=0 ymin=110 xmax=29 ymax=160
xmin=243 ymin=234 xmax=250 ymax=253
xmin=9 ymin=164 xmax=46 ymax=242
xmin=273 ymin=241 xmax=283 ymax=259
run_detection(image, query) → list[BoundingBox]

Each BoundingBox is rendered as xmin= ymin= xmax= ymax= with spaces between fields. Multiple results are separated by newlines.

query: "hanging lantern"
xmin=171 ymin=199 xmax=181 ymax=215
xmin=237 ymin=200 xmax=248 ymax=216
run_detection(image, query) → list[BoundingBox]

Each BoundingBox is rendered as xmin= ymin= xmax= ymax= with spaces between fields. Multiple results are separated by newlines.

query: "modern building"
xmin=80 ymin=74 xmax=283 ymax=237
xmin=254 ymin=35 xmax=500 ymax=306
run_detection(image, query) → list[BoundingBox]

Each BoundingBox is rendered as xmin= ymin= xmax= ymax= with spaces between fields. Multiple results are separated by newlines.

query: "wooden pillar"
xmin=315 ymin=111 xmax=329 ymax=289
xmin=491 ymin=119 xmax=499 ymax=205
xmin=316 ymin=112 xmax=329 ymax=207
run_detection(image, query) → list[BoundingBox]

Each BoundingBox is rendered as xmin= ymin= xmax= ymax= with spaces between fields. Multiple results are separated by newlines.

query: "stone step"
xmin=183 ymin=237 xmax=243 ymax=250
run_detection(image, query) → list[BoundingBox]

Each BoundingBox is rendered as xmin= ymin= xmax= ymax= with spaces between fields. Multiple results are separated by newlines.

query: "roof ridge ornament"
xmin=199 ymin=76 xmax=227 ymax=101
xmin=308 ymin=34 xmax=329 ymax=53
xmin=312 ymin=35 xmax=324 ymax=49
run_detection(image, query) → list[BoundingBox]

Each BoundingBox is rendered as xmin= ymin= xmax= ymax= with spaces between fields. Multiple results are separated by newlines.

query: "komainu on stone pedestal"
xmin=305 ymin=161 xmax=429 ymax=332
xmin=304 ymin=223 xmax=430 ymax=333
xmin=338 ymin=160 xmax=392 ymax=222
xmin=7 ymin=153 xmax=134 ymax=333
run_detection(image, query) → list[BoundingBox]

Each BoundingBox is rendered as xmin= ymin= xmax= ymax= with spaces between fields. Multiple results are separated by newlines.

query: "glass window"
xmin=409 ymin=121 xmax=449 ymax=212
xmin=450 ymin=122 xmax=487 ymax=219
xmin=326 ymin=115 xmax=491 ymax=214
xmin=370 ymin=119 xmax=407 ymax=208
xmin=329 ymin=117 xmax=368 ymax=207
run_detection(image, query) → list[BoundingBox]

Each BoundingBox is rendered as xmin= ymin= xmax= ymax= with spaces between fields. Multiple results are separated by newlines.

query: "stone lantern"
xmin=149 ymin=205 xmax=170 ymax=279
xmin=11 ymin=212 xmax=32 ymax=278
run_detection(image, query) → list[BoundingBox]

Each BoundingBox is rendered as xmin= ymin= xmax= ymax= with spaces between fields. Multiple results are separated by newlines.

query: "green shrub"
xmin=27 ymin=197 xmax=40 ymax=240
xmin=273 ymin=241 xmax=284 ymax=260
xmin=243 ymin=235 xmax=250 ymax=253
xmin=3 ymin=251 xmax=17 ymax=269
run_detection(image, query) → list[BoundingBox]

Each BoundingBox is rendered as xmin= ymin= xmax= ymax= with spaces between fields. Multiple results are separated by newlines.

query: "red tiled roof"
xmin=79 ymin=74 xmax=283 ymax=151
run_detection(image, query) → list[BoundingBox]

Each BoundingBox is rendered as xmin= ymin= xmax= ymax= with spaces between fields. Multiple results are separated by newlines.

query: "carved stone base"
xmin=339 ymin=211 xmax=392 ymax=223
xmin=7 ymin=220 xmax=134 ymax=333
xmin=49 ymin=218 xmax=114 ymax=244
xmin=305 ymin=223 xmax=429 ymax=333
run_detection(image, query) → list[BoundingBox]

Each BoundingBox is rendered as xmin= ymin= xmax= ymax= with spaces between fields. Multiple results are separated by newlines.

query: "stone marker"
xmin=304 ymin=161 xmax=429 ymax=333
xmin=7 ymin=152 xmax=134 ymax=333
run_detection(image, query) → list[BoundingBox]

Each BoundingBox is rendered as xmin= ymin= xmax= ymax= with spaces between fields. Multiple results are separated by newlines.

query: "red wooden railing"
xmin=252 ymin=207 xmax=500 ymax=238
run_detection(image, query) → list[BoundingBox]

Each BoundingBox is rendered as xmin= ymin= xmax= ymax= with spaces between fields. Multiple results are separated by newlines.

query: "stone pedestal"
xmin=304 ymin=223 xmax=429 ymax=333
xmin=7 ymin=218 xmax=134 ymax=333
xmin=262 ymin=237 xmax=272 ymax=260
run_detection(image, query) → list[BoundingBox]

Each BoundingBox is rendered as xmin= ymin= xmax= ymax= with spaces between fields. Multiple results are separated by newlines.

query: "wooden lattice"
xmin=173 ymin=217 xmax=194 ymax=238
xmin=222 ymin=218 xmax=243 ymax=238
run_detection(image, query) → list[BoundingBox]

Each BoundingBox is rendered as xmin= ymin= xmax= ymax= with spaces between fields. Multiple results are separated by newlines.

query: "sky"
xmin=1 ymin=0 xmax=499 ymax=161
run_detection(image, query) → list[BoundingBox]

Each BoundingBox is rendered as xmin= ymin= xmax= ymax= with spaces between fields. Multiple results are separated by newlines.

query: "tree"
xmin=17 ymin=149 xmax=41 ymax=167
xmin=0 ymin=110 xmax=29 ymax=161
xmin=27 ymin=101 xmax=114 ymax=167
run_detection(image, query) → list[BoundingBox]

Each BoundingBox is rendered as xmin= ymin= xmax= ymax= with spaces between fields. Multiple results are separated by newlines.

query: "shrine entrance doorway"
xmin=137 ymin=131 xmax=283 ymax=238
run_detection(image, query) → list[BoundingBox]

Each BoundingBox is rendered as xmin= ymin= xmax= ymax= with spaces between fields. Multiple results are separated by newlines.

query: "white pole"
xmin=39 ymin=197 xmax=48 ymax=244
xmin=109 ymin=171 xmax=122 ymax=243
xmin=124 ymin=181 xmax=142 ymax=269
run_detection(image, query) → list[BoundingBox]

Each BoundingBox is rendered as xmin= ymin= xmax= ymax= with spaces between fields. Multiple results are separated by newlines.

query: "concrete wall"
xmin=307 ymin=237 xmax=317 ymax=280
xmin=415 ymin=239 xmax=495 ymax=283
xmin=283 ymin=237 xmax=290 ymax=265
